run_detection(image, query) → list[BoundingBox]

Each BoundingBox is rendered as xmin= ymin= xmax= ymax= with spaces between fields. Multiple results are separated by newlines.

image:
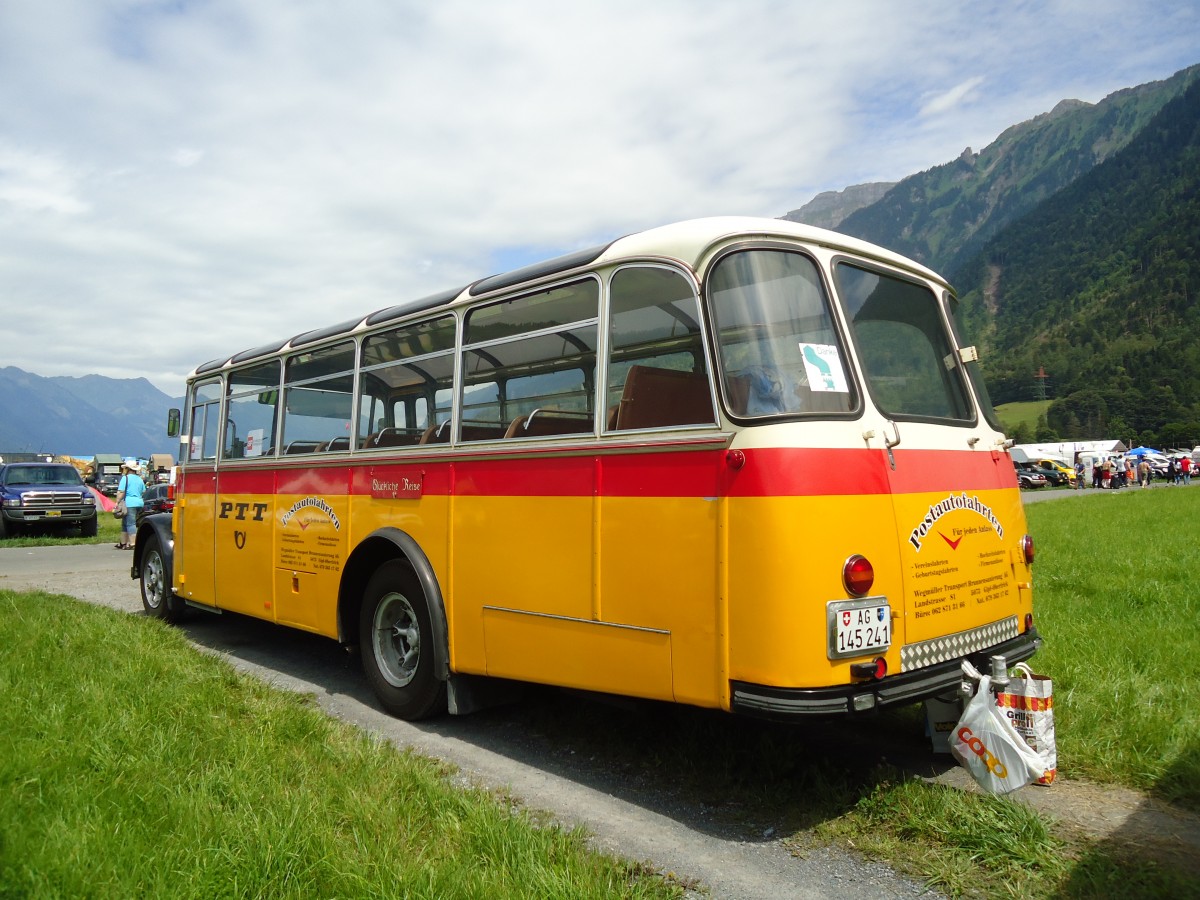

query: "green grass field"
xmin=1 ymin=488 xmax=1195 ymax=897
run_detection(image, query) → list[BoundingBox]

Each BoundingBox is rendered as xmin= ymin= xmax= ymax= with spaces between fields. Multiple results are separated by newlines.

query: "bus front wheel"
xmin=360 ymin=560 xmax=446 ymax=720
xmin=140 ymin=535 xmax=180 ymax=622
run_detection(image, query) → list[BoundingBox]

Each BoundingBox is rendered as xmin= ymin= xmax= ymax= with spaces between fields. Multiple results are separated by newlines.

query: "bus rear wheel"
xmin=360 ymin=559 xmax=445 ymax=720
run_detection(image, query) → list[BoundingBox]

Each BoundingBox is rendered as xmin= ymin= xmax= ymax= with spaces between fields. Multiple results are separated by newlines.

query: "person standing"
xmin=1182 ymin=455 xmax=1192 ymax=485
xmin=1138 ymin=458 xmax=1151 ymax=488
xmin=114 ymin=460 xmax=146 ymax=549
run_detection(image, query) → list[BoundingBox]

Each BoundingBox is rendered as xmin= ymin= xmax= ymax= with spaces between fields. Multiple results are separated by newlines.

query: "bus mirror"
xmin=167 ymin=408 xmax=181 ymax=437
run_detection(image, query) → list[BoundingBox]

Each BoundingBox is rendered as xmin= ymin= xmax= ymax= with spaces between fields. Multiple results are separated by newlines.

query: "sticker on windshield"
xmin=799 ymin=343 xmax=849 ymax=393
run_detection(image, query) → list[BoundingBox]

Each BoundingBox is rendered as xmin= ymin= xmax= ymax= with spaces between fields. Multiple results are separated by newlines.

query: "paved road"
xmin=1 ymin=543 xmax=936 ymax=900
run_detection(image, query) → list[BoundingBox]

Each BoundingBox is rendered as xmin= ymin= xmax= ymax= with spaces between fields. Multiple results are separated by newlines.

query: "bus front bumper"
xmin=729 ymin=628 xmax=1041 ymax=719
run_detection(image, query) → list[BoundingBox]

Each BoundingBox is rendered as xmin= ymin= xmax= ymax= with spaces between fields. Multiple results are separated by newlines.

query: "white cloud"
xmin=0 ymin=0 xmax=1197 ymax=396
xmin=920 ymin=76 xmax=987 ymax=119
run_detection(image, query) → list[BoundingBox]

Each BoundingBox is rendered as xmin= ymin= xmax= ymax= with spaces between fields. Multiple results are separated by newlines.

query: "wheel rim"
xmin=372 ymin=591 xmax=420 ymax=688
xmin=144 ymin=551 xmax=165 ymax=610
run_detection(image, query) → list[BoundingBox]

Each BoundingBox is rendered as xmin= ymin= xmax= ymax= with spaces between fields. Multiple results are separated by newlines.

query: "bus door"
xmin=175 ymin=379 xmax=221 ymax=605
xmin=835 ymin=261 xmax=1026 ymax=659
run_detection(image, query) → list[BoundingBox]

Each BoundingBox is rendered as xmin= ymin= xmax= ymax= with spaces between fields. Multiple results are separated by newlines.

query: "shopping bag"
xmin=951 ymin=672 xmax=1044 ymax=794
xmin=112 ymin=500 xmax=127 ymax=518
xmin=995 ymin=662 xmax=1056 ymax=785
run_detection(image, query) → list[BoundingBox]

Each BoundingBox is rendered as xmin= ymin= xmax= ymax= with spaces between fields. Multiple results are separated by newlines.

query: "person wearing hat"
xmin=114 ymin=461 xmax=146 ymax=549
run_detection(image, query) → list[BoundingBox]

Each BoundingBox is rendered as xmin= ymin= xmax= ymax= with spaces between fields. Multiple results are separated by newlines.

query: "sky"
xmin=2 ymin=1 xmax=1198 ymax=398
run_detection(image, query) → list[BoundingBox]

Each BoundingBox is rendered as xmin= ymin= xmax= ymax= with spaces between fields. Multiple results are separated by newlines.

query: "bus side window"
xmin=281 ymin=342 xmax=356 ymax=453
xmin=359 ymin=316 xmax=457 ymax=451
xmin=606 ymin=266 xmax=715 ymax=431
xmin=461 ymin=280 xmax=599 ymax=441
xmin=188 ymin=380 xmax=222 ymax=461
xmin=225 ymin=361 xmax=280 ymax=459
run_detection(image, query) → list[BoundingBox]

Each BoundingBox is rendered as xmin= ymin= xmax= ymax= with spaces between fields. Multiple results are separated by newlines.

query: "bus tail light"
xmin=1021 ymin=534 xmax=1035 ymax=564
xmin=842 ymin=555 xmax=874 ymax=596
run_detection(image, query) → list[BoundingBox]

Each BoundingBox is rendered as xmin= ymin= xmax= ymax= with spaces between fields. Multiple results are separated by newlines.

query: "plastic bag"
xmin=951 ymin=671 xmax=1045 ymax=794
xmin=996 ymin=662 xmax=1056 ymax=785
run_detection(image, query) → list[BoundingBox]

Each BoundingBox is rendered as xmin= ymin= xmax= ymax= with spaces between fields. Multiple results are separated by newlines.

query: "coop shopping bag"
xmin=996 ymin=663 xmax=1057 ymax=785
xmin=951 ymin=673 xmax=1045 ymax=794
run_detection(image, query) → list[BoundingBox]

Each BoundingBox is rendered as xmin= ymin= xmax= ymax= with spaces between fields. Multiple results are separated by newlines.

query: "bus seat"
xmin=459 ymin=420 xmax=506 ymax=442
xmin=321 ymin=437 xmax=351 ymax=452
xmin=419 ymin=421 xmax=452 ymax=444
xmin=368 ymin=428 xmax=421 ymax=448
xmin=505 ymin=408 xmax=593 ymax=438
xmin=284 ymin=440 xmax=322 ymax=454
xmin=613 ymin=365 xmax=715 ymax=430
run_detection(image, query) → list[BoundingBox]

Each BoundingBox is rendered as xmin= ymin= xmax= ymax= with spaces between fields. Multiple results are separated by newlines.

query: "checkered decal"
xmin=900 ymin=616 xmax=1019 ymax=672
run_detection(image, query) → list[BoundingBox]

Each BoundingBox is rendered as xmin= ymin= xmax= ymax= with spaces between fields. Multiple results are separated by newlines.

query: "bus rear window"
xmin=835 ymin=263 xmax=973 ymax=423
xmin=709 ymin=249 xmax=856 ymax=419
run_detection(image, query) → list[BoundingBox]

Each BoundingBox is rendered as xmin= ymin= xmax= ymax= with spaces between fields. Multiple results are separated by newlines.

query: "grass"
xmin=2 ymin=488 xmax=1196 ymax=898
xmin=1025 ymin=488 xmax=1200 ymax=807
xmin=995 ymin=398 xmax=1052 ymax=435
xmin=0 ymin=591 xmax=680 ymax=899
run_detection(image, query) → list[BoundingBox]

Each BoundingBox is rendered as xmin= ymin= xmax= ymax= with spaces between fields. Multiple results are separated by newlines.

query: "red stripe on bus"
xmin=180 ymin=446 xmax=1017 ymax=499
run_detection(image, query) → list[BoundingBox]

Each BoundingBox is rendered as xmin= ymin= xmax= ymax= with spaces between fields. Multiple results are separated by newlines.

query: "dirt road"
xmin=4 ymin=543 xmax=1197 ymax=894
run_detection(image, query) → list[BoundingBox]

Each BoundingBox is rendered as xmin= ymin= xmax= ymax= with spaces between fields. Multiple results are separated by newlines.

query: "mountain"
xmin=0 ymin=367 xmax=180 ymax=458
xmin=790 ymin=64 xmax=1200 ymax=279
xmin=952 ymin=71 xmax=1200 ymax=445
xmin=783 ymin=181 xmax=895 ymax=230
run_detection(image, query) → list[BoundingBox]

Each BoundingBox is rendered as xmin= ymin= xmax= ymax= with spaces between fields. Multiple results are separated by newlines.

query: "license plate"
xmin=46 ymin=509 xmax=62 ymax=517
xmin=828 ymin=598 xmax=891 ymax=659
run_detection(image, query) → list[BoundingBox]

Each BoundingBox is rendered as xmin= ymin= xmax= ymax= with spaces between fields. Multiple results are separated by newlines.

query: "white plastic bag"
xmin=951 ymin=672 xmax=1045 ymax=794
xmin=996 ymin=662 xmax=1057 ymax=785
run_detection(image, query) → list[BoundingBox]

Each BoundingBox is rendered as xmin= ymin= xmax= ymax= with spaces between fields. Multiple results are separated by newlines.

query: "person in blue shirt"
xmin=115 ymin=461 xmax=146 ymax=549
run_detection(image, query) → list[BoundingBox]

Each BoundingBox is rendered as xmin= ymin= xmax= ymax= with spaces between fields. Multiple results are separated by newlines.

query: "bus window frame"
xmin=223 ymin=358 xmax=282 ymax=461
xmin=704 ymin=241 xmax=862 ymax=426
xmin=460 ymin=276 xmax=601 ymax=442
xmin=601 ymin=262 xmax=719 ymax=434
xmin=357 ymin=315 xmax=459 ymax=451
xmin=279 ymin=339 xmax=359 ymax=454
xmin=830 ymin=255 xmax=977 ymax=428
xmin=187 ymin=378 xmax=224 ymax=462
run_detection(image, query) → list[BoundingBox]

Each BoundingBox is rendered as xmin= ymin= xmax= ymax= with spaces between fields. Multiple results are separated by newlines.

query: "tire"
xmin=0 ymin=515 xmax=7 ymax=539
xmin=80 ymin=514 xmax=98 ymax=537
xmin=359 ymin=559 xmax=446 ymax=720
xmin=140 ymin=534 xmax=178 ymax=622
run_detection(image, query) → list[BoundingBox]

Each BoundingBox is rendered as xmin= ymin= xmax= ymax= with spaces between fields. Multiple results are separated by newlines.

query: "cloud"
xmin=0 ymin=1 xmax=1197 ymax=397
xmin=919 ymin=76 xmax=987 ymax=119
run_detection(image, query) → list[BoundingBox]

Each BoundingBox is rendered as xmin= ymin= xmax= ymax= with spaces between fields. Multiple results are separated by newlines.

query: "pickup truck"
xmin=0 ymin=462 xmax=99 ymax=538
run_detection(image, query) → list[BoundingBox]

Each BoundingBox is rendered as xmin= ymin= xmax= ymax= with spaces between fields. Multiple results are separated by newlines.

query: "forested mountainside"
xmin=826 ymin=64 xmax=1199 ymax=280
xmin=953 ymin=73 xmax=1200 ymax=446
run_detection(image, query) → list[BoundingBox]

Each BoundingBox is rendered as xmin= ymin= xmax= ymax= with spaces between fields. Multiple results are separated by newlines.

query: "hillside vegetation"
xmin=794 ymin=63 xmax=1200 ymax=449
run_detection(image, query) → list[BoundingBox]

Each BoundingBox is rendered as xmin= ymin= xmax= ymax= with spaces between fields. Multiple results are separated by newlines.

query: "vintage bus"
xmin=134 ymin=217 xmax=1040 ymax=721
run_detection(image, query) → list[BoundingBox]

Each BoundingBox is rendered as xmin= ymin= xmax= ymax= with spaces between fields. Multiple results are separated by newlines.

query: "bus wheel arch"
xmin=340 ymin=529 xmax=449 ymax=719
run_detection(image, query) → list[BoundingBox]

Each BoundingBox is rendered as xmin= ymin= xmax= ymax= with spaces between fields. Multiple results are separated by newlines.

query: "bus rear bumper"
xmin=729 ymin=627 xmax=1042 ymax=719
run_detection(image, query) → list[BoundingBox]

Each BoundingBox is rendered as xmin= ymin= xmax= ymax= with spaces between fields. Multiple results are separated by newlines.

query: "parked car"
xmin=0 ymin=462 xmax=99 ymax=538
xmin=139 ymin=483 xmax=175 ymax=519
xmin=1014 ymin=462 xmax=1048 ymax=489
xmin=1032 ymin=462 xmax=1071 ymax=486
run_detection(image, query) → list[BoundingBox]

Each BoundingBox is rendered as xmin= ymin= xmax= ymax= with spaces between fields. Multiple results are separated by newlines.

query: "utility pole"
xmin=1034 ymin=366 xmax=1049 ymax=402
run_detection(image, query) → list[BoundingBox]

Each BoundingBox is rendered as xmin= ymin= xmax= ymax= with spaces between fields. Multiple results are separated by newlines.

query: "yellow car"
xmin=1036 ymin=458 xmax=1076 ymax=484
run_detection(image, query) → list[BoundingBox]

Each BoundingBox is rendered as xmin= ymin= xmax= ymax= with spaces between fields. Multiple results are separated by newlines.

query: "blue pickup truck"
xmin=0 ymin=462 xmax=99 ymax=538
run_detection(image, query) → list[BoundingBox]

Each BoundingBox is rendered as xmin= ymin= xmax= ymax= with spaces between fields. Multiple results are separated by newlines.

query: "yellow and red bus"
xmin=134 ymin=217 xmax=1039 ymax=720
